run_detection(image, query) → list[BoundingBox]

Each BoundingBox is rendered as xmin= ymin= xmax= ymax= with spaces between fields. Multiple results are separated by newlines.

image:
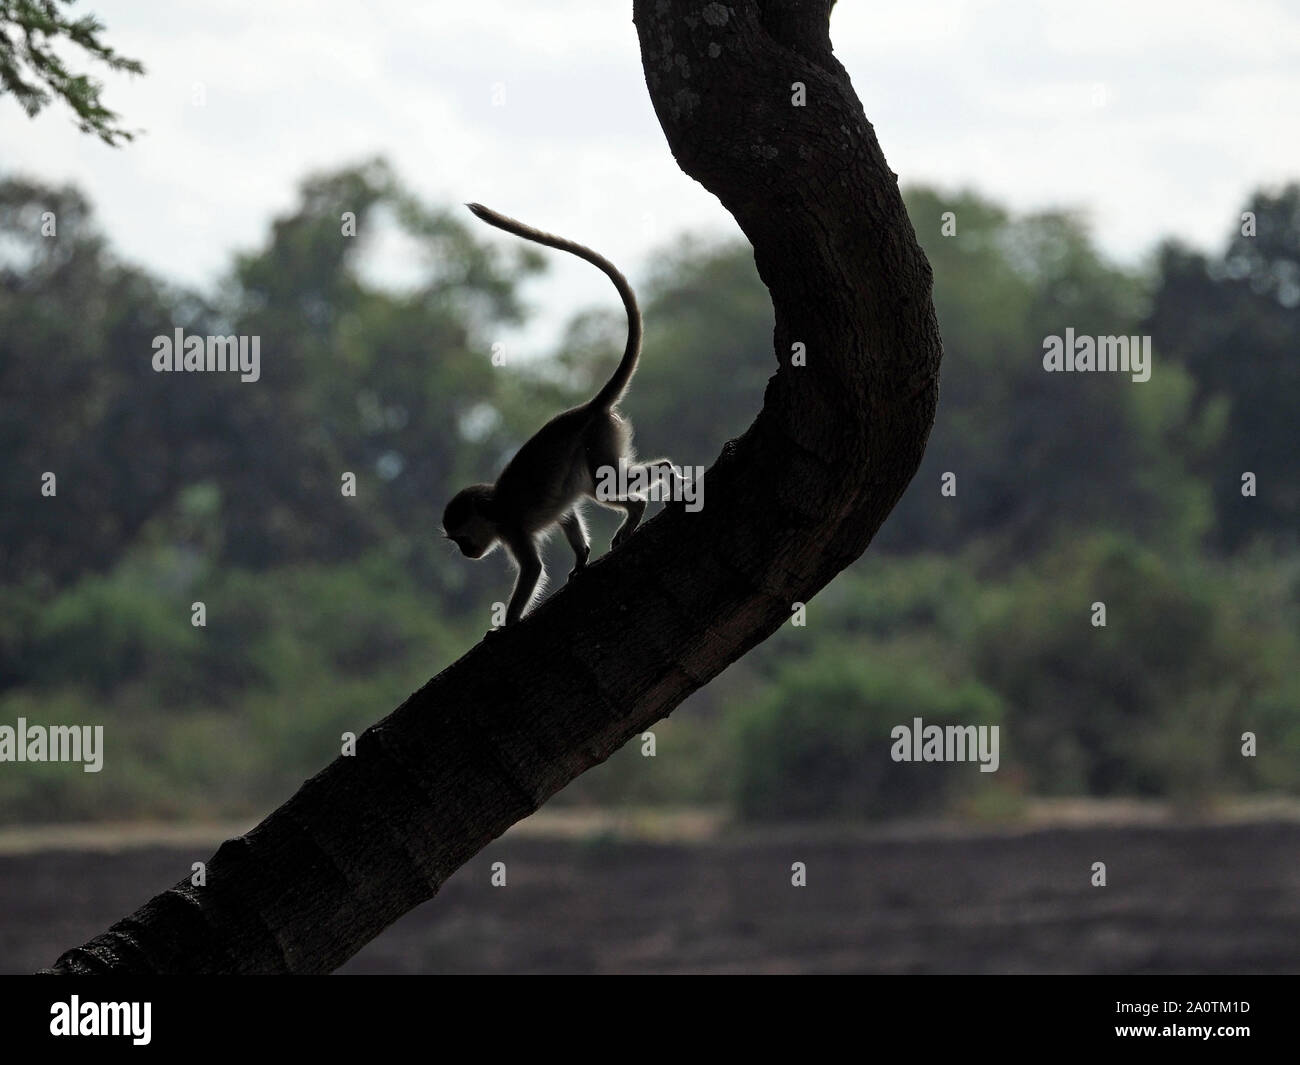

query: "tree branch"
xmin=47 ymin=0 xmax=941 ymax=974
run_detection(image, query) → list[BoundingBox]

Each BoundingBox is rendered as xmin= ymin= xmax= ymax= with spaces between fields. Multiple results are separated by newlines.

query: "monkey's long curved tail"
xmin=466 ymin=203 xmax=641 ymax=411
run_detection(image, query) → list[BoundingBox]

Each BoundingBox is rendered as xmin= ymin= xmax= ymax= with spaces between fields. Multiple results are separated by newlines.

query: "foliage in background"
xmin=729 ymin=650 xmax=1002 ymax=820
xmin=1145 ymin=185 xmax=1300 ymax=551
xmin=0 ymin=165 xmax=1296 ymax=823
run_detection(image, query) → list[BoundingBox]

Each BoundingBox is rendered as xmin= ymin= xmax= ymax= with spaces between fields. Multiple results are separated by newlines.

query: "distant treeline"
xmin=0 ymin=161 xmax=1295 ymax=822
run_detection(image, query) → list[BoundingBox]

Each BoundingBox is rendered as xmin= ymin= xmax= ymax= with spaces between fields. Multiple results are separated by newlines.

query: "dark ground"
xmin=2 ymin=820 xmax=1297 ymax=974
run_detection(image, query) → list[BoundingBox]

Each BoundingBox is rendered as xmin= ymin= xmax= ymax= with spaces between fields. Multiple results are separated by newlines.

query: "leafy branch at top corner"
xmin=0 ymin=0 xmax=144 ymax=146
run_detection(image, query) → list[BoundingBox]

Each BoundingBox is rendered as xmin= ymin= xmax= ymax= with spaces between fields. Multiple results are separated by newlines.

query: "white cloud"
xmin=3 ymin=0 xmax=1298 ymax=353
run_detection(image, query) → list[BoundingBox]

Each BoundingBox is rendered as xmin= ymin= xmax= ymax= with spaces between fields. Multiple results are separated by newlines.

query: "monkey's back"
xmin=492 ymin=406 xmax=602 ymax=532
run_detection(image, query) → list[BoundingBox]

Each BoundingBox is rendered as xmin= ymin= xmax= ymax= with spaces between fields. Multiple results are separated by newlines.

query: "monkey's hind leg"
xmin=561 ymin=509 xmax=590 ymax=579
xmin=637 ymin=458 xmax=685 ymax=505
xmin=600 ymin=459 xmax=683 ymax=549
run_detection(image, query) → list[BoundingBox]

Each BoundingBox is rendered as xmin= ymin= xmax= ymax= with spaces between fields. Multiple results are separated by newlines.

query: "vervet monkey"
xmin=443 ymin=204 xmax=680 ymax=626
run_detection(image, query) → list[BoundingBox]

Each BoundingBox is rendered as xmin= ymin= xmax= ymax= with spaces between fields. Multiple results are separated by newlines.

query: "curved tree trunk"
xmin=49 ymin=0 xmax=942 ymax=974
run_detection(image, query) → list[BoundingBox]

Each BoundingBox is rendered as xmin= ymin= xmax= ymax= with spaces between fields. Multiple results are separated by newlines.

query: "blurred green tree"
xmin=730 ymin=646 xmax=1002 ymax=819
xmin=877 ymin=188 xmax=1214 ymax=557
xmin=0 ymin=178 xmax=190 ymax=593
xmin=1145 ymin=185 xmax=1300 ymax=550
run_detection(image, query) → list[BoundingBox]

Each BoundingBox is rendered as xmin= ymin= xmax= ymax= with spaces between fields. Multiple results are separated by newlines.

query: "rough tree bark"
xmin=49 ymin=0 xmax=942 ymax=974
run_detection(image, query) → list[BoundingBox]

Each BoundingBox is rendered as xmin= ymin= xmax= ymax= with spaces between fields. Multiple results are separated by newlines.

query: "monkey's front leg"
xmin=561 ymin=510 xmax=590 ymax=579
xmin=503 ymin=533 xmax=544 ymax=626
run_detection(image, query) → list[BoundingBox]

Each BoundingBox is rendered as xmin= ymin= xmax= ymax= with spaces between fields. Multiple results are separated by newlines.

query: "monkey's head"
xmin=442 ymin=484 xmax=498 ymax=559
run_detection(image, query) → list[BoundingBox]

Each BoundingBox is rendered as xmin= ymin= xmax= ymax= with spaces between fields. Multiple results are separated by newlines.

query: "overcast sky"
xmin=6 ymin=0 xmax=1300 ymax=353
